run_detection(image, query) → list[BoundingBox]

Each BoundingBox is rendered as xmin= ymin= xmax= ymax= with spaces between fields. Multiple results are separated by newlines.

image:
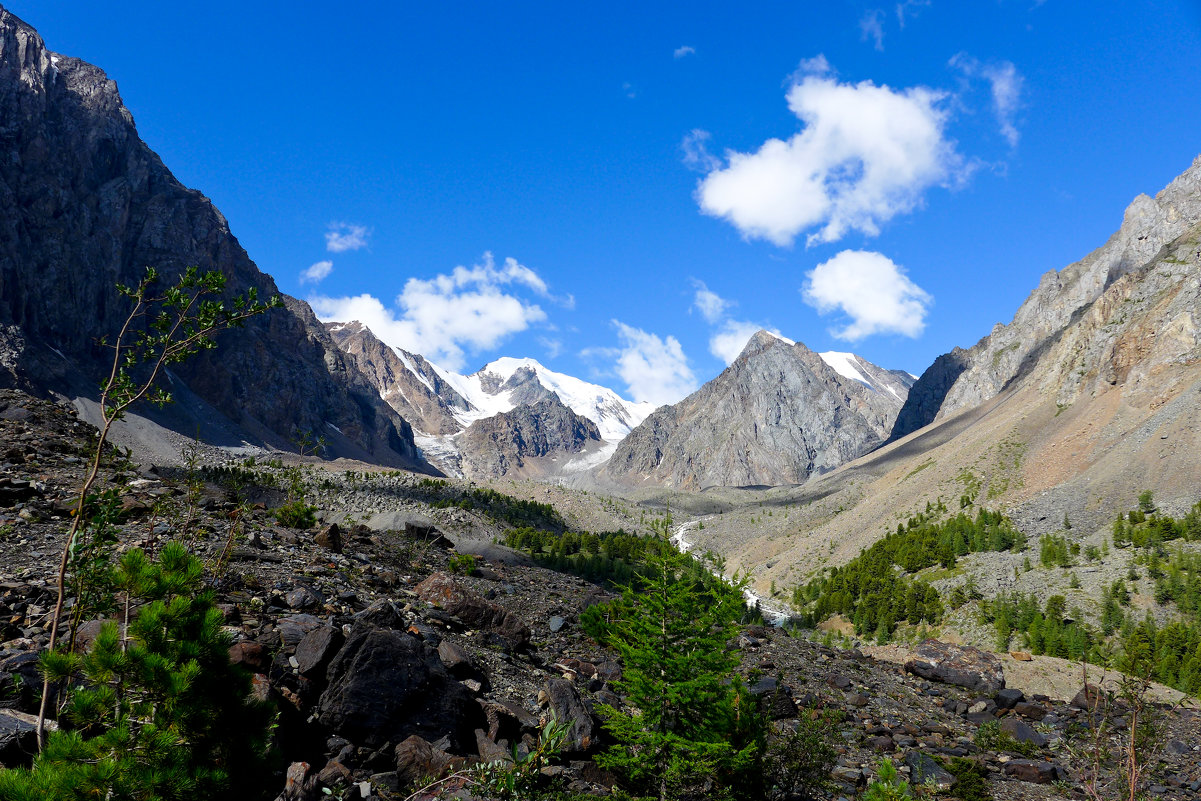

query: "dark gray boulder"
xmin=294 ymin=626 xmax=344 ymax=678
xmin=317 ymin=627 xmax=481 ymax=752
xmin=415 ymin=572 xmax=531 ymax=649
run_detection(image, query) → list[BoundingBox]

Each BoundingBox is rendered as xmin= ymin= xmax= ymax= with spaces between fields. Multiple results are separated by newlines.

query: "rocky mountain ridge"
xmin=602 ymin=331 xmax=915 ymax=490
xmin=893 ymin=156 xmax=1201 ymax=440
xmin=326 ymin=321 xmax=652 ymax=480
xmin=0 ymin=8 xmax=430 ymax=471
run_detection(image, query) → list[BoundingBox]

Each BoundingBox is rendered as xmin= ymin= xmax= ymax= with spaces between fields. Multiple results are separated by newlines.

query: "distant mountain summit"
xmin=602 ymin=330 xmax=915 ymax=489
xmin=326 ymin=321 xmax=653 ymax=478
xmin=0 ymin=9 xmax=429 ymax=469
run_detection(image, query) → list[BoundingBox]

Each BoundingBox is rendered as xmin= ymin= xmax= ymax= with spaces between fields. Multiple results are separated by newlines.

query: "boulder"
xmin=995 ymin=688 xmax=1025 ymax=709
xmin=474 ymin=729 xmax=513 ymax=763
xmin=355 ymin=599 xmax=406 ymax=631
xmin=277 ymin=614 xmax=325 ymax=649
xmin=0 ymin=709 xmax=41 ymax=768
xmin=905 ymin=640 xmax=1005 ymax=695
xmin=1014 ymin=701 xmax=1048 ymax=721
xmin=394 ymin=735 xmax=465 ymax=786
xmin=294 ymin=626 xmax=344 ymax=678
xmin=904 ymin=752 xmax=955 ymax=790
xmin=415 ymin=573 xmax=531 ymax=648
xmin=480 ymin=699 xmax=538 ymax=744
xmin=317 ymin=627 xmax=482 ymax=751
xmin=539 ymin=678 xmax=595 ymax=753
xmin=1000 ymin=717 xmax=1047 ymax=748
xmin=1002 ymin=759 xmax=1063 ymax=784
xmin=229 ymin=641 xmax=272 ymax=673
xmin=315 ymin=523 xmax=342 ymax=553
xmin=1070 ymin=683 xmax=1104 ymax=711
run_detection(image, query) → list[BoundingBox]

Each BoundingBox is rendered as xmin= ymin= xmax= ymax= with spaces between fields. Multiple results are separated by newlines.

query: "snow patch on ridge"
xmin=429 ymin=357 xmax=653 ymax=443
xmin=819 ymin=351 xmax=872 ymax=386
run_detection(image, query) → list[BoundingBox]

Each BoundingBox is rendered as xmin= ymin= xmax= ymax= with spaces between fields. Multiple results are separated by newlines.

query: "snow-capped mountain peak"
xmin=429 ymin=356 xmax=653 ymax=443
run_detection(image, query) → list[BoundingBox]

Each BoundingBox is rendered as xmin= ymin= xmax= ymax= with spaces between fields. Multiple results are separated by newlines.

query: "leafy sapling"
xmin=36 ymin=266 xmax=279 ymax=749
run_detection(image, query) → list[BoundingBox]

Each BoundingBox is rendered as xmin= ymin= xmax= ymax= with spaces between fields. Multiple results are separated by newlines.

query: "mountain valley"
xmin=2 ymin=5 xmax=1201 ymax=800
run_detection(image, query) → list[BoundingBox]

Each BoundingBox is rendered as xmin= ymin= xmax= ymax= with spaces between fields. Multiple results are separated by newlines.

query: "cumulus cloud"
xmin=950 ymin=54 xmax=1024 ymax=147
xmin=325 ymin=222 xmax=369 ymax=253
xmin=300 ymin=260 xmax=333 ymax=284
xmin=691 ymin=279 xmax=730 ymax=323
xmin=709 ymin=319 xmax=769 ymax=364
xmin=309 ymin=253 xmax=552 ymax=371
xmin=681 ymin=129 xmax=721 ymax=173
xmin=802 ymin=250 xmax=931 ymax=340
xmin=695 ymin=57 xmax=965 ymax=247
xmin=673 ymin=45 xmax=696 ymax=59
xmin=860 ymin=9 xmax=886 ymax=50
xmin=690 ymin=281 xmax=783 ymax=364
xmin=611 ymin=322 xmax=697 ymax=406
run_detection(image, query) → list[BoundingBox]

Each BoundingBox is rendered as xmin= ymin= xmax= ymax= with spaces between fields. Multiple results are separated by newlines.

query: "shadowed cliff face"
xmin=0 ymin=9 xmax=430 ymax=469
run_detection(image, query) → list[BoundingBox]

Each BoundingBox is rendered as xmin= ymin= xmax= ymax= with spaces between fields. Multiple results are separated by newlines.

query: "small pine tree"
xmin=588 ymin=518 xmax=764 ymax=801
xmin=0 ymin=543 xmax=274 ymax=800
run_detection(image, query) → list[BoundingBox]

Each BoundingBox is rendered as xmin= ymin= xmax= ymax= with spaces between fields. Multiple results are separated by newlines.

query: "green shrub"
xmin=946 ymin=757 xmax=992 ymax=801
xmin=274 ymin=499 xmax=317 ymax=529
xmin=448 ymin=553 xmax=478 ymax=576
xmin=764 ymin=708 xmax=838 ymax=800
xmin=863 ymin=758 xmax=912 ymax=800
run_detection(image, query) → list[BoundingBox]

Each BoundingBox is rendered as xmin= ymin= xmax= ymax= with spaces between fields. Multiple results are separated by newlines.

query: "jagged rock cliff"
xmin=458 ymin=394 xmax=601 ymax=478
xmin=0 ymin=9 xmax=427 ymax=468
xmin=326 ymin=322 xmax=469 ymax=436
xmin=893 ymin=157 xmax=1201 ymax=440
xmin=603 ymin=331 xmax=912 ymax=489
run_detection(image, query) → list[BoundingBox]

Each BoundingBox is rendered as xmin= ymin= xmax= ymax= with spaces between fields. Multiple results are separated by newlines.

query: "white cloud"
xmin=539 ymin=337 xmax=563 ymax=359
xmin=309 ymin=253 xmax=551 ymax=371
xmin=325 ymin=222 xmax=370 ymax=253
xmin=611 ymin=322 xmax=697 ymax=406
xmin=895 ymin=0 xmax=931 ymax=28
xmin=696 ymin=58 xmax=965 ymax=246
xmin=690 ymin=279 xmax=729 ymax=323
xmin=681 ymin=129 xmax=721 ymax=173
xmin=689 ymin=281 xmax=783 ymax=364
xmin=860 ymin=9 xmax=885 ymax=50
xmin=709 ymin=319 xmax=769 ymax=364
xmin=802 ymin=250 xmax=931 ymax=340
xmin=950 ymin=54 xmax=1024 ymax=147
xmin=673 ymin=45 xmax=696 ymax=59
xmin=622 ymin=82 xmax=636 ymax=99
xmin=300 ymin=260 xmax=333 ymax=284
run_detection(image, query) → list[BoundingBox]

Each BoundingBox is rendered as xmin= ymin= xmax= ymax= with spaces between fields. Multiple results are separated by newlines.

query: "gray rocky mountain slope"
xmin=602 ymin=331 xmax=913 ymax=490
xmin=457 ymin=394 xmax=601 ymax=478
xmin=892 ymin=156 xmax=1201 ymax=440
xmin=0 ymin=9 xmax=428 ymax=469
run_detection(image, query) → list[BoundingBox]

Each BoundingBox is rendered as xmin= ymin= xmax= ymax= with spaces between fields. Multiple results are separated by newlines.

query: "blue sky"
xmin=12 ymin=1 xmax=1201 ymax=405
